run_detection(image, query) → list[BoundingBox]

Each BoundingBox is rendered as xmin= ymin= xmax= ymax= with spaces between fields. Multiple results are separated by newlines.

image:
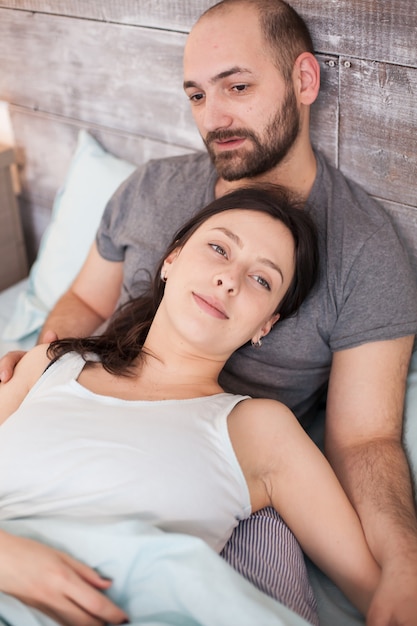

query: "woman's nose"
xmin=215 ymin=274 xmax=239 ymax=293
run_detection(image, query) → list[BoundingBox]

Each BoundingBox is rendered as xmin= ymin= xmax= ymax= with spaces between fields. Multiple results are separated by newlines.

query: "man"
xmin=1 ymin=1 xmax=417 ymax=625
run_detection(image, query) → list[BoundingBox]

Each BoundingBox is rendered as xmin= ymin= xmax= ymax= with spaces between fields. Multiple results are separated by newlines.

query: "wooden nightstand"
xmin=0 ymin=144 xmax=28 ymax=291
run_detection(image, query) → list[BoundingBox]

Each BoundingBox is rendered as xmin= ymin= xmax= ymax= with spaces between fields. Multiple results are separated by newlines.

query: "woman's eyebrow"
xmin=210 ymin=226 xmax=242 ymax=247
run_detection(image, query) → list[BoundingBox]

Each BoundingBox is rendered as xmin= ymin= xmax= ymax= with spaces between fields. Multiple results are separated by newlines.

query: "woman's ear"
xmin=162 ymin=247 xmax=181 ymax=277
xmin=252 ymin=313 xmax=280 ymax=345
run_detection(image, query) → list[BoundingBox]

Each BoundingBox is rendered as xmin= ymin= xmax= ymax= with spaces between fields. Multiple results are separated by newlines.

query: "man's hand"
xmin=0 ymin=532 xmax=129 ymax=626
xmin=327 ymin=338 xmax=417 ymax=626
xmin=0 ymin=331 xmax=58 ymax=384
xmin=0 ymin=351 xmax=27 ymax=383
xmin=366 ymin=558 xmax=417 ymax=626
xmin=38 ymin=329 xmax=59 ymax=344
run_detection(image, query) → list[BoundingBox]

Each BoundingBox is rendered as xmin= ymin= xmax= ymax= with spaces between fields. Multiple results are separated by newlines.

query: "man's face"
xmin=183 ymin=7 xmax=301 ymax=181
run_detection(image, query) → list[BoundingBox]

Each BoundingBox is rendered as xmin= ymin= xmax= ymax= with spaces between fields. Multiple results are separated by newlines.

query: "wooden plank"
xmin=0 ymin=9 xmax=202 ymax=149
xmin=9 ymin=106 xmax=196 ymax=258
xmin=0 ymin=1 xmax=212 ymax=31
xmin=310 ymin=56 xmax=339 ymax=167
xmin=339 ymin=59 xmax=417 ymax=207
xmin=293 ymin=0 xmax=417 ymax=68
xmin=1 ymin=9 xmax=337 ymax=161
xmin=1 ymin=1 xmax=415 ymax=66
xmin=9 ymin=106 xmax=196 ymax=206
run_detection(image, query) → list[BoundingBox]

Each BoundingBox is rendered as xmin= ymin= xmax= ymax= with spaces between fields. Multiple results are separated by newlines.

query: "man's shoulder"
xmin=312 ymin=150 xmax=393 ymax=234
xmin=108 ymin=150 xmax=214 ymax=209
xmin=143 ymin=150 xmax=213 ymax=181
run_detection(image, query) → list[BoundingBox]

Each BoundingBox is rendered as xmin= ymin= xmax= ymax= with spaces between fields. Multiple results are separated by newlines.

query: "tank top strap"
xmin=28 ymin=352 xmax=90 ymax=399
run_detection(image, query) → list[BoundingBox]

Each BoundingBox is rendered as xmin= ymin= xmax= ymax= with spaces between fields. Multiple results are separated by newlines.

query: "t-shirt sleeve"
xmin=96 ymin=166 xmax=143 ymax=262
xmin=330 ymin=221 xmax=417 ymax=351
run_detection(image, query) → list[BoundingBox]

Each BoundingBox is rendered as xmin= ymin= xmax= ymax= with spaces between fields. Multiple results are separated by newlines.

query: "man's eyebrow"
xmin=183 ymin=66 xmax=251 ymax=90
xmin=210 ymin=227 xmax=285 ymax=281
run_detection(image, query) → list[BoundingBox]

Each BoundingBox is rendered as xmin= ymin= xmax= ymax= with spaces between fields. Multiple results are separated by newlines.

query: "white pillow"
xmin=2 ymin=130 xmax=136 ymax=341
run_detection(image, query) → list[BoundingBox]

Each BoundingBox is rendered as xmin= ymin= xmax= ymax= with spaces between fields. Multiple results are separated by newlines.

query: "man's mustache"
xmin=205 ymin=129 xmax=256 ymax=145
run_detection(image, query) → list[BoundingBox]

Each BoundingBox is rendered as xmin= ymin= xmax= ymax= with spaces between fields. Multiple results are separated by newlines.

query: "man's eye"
xmin=232 ymin=84 xmax=248 ymax=92
xmin=253 ymin=275 xmax=271 ymax=291
xmin=189 ymin=92 xmax=204 ymax=103
xmin=210 ymin=244 xmax=228 ymax=258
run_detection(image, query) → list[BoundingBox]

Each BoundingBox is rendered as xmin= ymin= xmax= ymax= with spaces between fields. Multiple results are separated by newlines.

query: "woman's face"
xmin=160 ymin=209 xmax=296 ymax=358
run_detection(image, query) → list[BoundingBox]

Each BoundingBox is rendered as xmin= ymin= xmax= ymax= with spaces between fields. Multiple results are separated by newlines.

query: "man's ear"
xmin=293 ymin=52 xmax=320 ymax=106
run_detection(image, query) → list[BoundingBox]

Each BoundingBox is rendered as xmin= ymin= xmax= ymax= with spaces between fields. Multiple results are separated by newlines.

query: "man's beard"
xmin=204 ymin=86 xmax=300 ymax=181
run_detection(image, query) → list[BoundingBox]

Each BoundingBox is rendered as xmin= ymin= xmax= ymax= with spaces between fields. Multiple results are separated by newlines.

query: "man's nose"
xmin=201 ymin=95 xmax=233 ymax=133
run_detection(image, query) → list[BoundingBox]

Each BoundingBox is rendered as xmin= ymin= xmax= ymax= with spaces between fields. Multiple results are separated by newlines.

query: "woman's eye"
xmin=210 ymin=243 xmax=228 ymax=258
xmin=253 ymin=275 xmax=271 ymax=291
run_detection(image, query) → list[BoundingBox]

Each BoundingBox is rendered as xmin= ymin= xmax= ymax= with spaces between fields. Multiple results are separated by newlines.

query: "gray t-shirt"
xmin=97 ymin=150 xmax=417 ymax=424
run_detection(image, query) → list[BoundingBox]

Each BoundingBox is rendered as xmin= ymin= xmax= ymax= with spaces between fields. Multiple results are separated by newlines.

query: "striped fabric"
xmin=221 ymin=507 xmax=319 ymax=625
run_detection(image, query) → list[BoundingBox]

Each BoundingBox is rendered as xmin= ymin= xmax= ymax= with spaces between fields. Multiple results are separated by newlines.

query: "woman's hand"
xmin=0 ymin=531 xmax=129 ymax=625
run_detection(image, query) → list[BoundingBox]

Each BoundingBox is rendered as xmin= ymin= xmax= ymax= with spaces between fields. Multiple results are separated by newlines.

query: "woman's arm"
xmin=0 ymin=344 xmax=50 ymax=424
xmin=229 ymin=398 xmax=381 ymax=617
xmin=0 ymin=345 xmax=129 ymax=625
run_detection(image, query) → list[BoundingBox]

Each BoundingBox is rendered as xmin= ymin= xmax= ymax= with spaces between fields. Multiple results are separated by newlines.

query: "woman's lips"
xmin=192 ymin=293 xmax=229 ymax=319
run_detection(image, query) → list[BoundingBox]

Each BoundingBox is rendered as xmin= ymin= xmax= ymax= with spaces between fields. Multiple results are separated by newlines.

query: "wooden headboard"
xmin=0 ymin=1 xmax=416 ymax=274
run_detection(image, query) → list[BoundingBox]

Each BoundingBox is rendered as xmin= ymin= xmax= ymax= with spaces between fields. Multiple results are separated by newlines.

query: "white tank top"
xmin=0 ymin=353 xmax=251 ymax=551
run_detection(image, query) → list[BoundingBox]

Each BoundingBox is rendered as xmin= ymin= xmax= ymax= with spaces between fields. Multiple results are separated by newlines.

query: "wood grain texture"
xmin=0 ymin=9 xmax=202 ymax=149
xmin=0 ymin=0 xmax=415 ymax=266
xmin=293 ymin=0 xmax=417 ymax=67
xmin=339 ymin=59 xmax=417 ymax=206
xmin=9 ymin=106 xmax=196 ymax=205
xmin=1 ymin=0 xmax=415 ymax=66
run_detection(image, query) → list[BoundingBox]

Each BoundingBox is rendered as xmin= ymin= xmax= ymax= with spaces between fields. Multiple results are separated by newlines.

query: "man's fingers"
xmin=41 ymin=329 xmax=59 ymax=344
xmin=0 ymin=350 xmax=27 ymax=382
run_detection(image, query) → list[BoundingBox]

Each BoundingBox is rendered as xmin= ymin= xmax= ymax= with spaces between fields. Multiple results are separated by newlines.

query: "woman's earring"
xmin=251 ymin=337 xmax=263 ymax=349
xmin=160 ymin=270 xmax=167 ymax=283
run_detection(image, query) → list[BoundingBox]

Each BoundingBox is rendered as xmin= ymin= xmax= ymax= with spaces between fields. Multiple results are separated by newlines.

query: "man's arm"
xmin=326 ymin=336 xmax=417 ymax=626
xmin=39 ymin=241 xmax=124 ymax=342
xmin=0 ymin=243 xmax=123 ymax=382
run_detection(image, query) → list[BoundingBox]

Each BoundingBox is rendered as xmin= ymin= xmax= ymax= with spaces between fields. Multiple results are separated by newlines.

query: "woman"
xmin=0 ymin=186 xmax=379 ymax=625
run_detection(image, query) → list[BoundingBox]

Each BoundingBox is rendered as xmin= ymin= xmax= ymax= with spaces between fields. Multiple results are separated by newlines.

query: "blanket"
xmin=0 ymin=518 xmax=310 ymax=626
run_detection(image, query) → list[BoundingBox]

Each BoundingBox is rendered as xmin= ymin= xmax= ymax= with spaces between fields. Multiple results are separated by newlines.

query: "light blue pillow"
xmin=2 ymin=130 xmax=136 ymax=341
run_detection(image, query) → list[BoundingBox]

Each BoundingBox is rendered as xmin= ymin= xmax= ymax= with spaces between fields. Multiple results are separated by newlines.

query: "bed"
xmin=1 ymin=2 xmax=416 ymax=621
xmin=0 ymin=131 xmax=321 ymax=626
xmin=0 ymin=279 xmax=34 ymax=354
xmin=1 ymin=126 xmax=417 ymax=626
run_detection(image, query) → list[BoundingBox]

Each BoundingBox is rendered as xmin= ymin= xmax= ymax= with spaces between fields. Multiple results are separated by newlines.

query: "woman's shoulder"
xmin=16 ymin=344 xmax=52 ymax=383
xmin=231 ymin=396 xmax=295 ymax=422
xmin=228 ymin=397 xmax=298 ymax=457
xmin=0 ymin=344 xmax=51 ymax=424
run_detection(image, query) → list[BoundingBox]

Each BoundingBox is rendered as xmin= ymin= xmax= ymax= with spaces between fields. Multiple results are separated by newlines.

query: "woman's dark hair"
xmin=48 ymin=185 xmax=318 ymax=375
